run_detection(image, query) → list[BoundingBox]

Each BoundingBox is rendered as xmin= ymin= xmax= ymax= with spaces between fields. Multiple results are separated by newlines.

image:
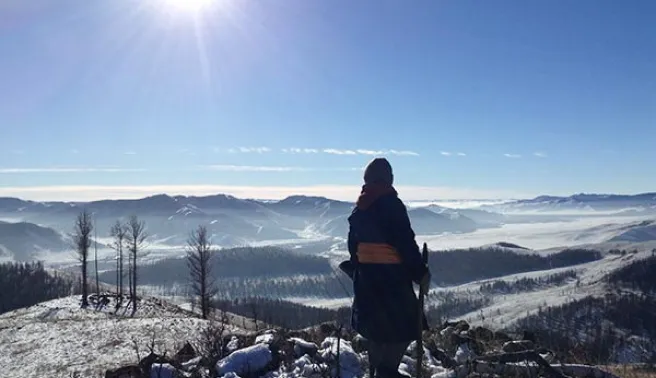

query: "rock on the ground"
xmin=319 ymin=337 xmax=362 ymax=378
xmin=454 ymin=344 xmax=475 ymax=364
xmin=216 ymin=343 xmax=273 ymax=376
xmin=290 ymin=354 xmax=329 ymax=378
xmin=289 ymin=337 xmax=319 ymax=358
xmin=181 ymin=356 xmax=202 ymax=372
xmin=256 ymin=330 xmax=278 ymax=345
xmin=227 ymin=336 xmax=240 ymax=352
xmin=502 ymin=340 xmax=535 ymax=353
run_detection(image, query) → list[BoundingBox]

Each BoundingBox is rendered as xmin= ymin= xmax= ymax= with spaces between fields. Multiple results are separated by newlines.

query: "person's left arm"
xmin=384 ymin=197 xmax=429 ymax=284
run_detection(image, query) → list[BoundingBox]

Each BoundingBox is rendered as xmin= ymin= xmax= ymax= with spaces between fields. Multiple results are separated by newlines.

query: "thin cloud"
xmin=286 ymin=148 xmax=419 ymax=156
xmin=202 ymin=165 xmax=310 ymax=172
xmin=387 ymin=150 xmax=419 ymax=156
xmin=201 ymin=165 xmax=359 ymax=172
xmin=70 ymin=149 xmax=80 ymax=154
xmin=0 ymin=167 xmax=146 ymax=173
xmin=356 ymin=149 xmax=385 ymax=156
xmin=440 ymin=151 xmax=452 ymax=157
xmin=503 ymin=153 xmax=522 ymax=158
xmin=323 ymin=148 xmax=358 ymax=155
xmin=0 ymin=184 xmax=535 ymax=202
xmin=214 ymin=147 xmax=272 ymax=154
xmin=533 ymin=152 xmax=548 ymax=158
xmin=282 ymin=148 xmax=319 ymax=154
xmin=124 ymin=151 xmax=137 ymax=155
xmin=238 ymin=147 xmax=271 ymax=153
xmin=457 ymin=152 xmax=467 ymax=157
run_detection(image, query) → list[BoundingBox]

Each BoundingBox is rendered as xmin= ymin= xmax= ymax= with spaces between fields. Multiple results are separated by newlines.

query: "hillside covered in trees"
xmin=426 ymin=247 xmax=601 ymax=287
xmin=0 ymin=262 xmax=80 ymax=314
xmin=99 ymin=245 xmax=605 ymax=302
xmin=511 ymin=255 xmax=656 ymax=364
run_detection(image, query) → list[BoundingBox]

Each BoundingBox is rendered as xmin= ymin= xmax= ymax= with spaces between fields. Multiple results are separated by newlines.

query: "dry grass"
xmin=605 ymin=364 xmax=656 ymax=378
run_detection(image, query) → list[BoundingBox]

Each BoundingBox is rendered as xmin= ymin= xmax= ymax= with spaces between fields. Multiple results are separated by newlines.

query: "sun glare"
xmin=163 ymin=0 xmax=214 ymax=13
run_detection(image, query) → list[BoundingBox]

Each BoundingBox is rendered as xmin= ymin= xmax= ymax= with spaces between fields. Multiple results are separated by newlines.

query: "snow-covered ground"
xmin=0 ymin=295 xmax=247 ymax=378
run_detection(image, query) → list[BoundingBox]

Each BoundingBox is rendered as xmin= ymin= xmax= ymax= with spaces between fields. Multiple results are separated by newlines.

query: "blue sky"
xmin=1 ymin=0 xmax=654 ymax=201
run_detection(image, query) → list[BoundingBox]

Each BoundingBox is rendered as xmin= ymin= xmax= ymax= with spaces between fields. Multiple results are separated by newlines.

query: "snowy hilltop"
xmin=0 ymin=294 xmax=250 ymax=378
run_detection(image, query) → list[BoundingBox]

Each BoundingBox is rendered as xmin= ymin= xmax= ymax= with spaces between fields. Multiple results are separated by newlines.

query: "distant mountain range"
xmin=1 ymin=191 xmax=655 ymax=261
xmin=482 ymin=192 xmax=656 ymax=214
xmin=0 ymin=194 xmax=495 ymax=252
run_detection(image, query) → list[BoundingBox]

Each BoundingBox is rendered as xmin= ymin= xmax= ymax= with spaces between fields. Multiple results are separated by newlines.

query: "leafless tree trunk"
xmin=250 ymin=301 xmax=259 ymax=331
xmin=186 ymin=225 xmax=217 ymax=320
xmin=72 ymin=209 xmax=93 ymax=308
xmin=94 ymin=217 xmax=99 ymax=299
xmin=110 ymin=220 xmax=127 ymax=305
xmin=125 ymin=215 xmax=147 ymax=314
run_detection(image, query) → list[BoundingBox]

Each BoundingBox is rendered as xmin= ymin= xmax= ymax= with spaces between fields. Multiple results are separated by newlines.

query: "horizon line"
xmin=0 ymin=184 xmax=536 ymax=203
xmin=0 ymin=184 xmax=652 ymax=204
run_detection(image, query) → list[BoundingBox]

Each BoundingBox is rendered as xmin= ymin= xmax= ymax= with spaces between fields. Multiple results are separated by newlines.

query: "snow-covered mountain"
xmin=483 ymin=192 xmax=656 ymax=214
xmin=423 ymin=204 xmax=506 ymax=227
xmin=0 ymin=194 xmax=498 ymax=258
xmin=0 ymin=220 xmax=70 ymax=261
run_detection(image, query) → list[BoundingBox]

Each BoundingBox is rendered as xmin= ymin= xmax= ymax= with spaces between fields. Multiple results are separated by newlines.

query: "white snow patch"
xmin=320 ymin=337 xmax=362 ymax=378
xmin=217 ymin=343 xmax=273 ymax=376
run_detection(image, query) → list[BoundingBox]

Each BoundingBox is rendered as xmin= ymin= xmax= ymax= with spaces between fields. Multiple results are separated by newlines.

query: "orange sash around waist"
xmin=357 ymin=243 xmax=402 ymax=264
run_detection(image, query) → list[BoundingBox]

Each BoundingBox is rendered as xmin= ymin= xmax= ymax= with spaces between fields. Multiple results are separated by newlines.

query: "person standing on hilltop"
xmin=341 ymin=157 xmax=431 ymax=378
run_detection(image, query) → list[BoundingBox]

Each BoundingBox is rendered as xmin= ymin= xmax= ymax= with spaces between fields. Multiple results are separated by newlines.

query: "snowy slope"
xmin=295 ymin=241 xmax=656 ymax=326
xmin=607 ymin=220 xmax=656 ymax=242
xmin=426 ymin=241 xmax=656 ymax=326
xmin=0 ymin=295 xmax=248 ymax=378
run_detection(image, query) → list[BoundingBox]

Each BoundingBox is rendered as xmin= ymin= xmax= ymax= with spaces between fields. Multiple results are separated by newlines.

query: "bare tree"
xmin=186 ymin=225 xmax=217 ymax=319
xmin=250 ymin=301 xmax=259 ymax=332
xmin=125 ymin=215 xmax=147 ymax=314
xmin=94 ymin=216 xmax=99 ymax=299
xmin=196 ymin=313 xmax=230 ymax=377
xmin=72 ymin=209 xmax=93 ymax=308
xmin=110 ymin=220 xmax=127 ymax=305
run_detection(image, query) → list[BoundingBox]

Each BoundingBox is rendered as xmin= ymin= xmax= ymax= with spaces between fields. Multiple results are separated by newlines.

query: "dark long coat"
xmin=344 ymin=185 xmax=429 ymax=343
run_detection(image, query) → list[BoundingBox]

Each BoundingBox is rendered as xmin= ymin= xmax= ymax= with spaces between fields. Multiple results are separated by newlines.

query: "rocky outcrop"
xmin=105 ymin=320 xmax=621 ymax=378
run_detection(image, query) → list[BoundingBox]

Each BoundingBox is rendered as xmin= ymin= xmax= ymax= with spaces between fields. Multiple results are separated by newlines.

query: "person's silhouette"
xmin=343 ymin=157 xmax=430 ymax=378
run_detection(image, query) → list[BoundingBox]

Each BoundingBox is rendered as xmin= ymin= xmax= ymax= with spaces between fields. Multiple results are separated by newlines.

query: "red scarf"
xmin=356 ymin=183 xmax=397 ymax=210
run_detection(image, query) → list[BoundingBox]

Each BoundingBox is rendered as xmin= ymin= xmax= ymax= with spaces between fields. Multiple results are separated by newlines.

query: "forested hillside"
xmin=214 ymin=297 xmax=351 ymax=330
xmin=427 ymin=247 xmax=602 ymax=286
xmin=99 ymin=246 xmax=334 ymax=286
xmin=0 ymin=262 xmax=80 ymax=314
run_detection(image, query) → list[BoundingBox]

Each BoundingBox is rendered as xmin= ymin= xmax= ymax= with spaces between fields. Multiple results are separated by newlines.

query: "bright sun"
xmin=163 ymin=0 xmax=214 ymax=13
